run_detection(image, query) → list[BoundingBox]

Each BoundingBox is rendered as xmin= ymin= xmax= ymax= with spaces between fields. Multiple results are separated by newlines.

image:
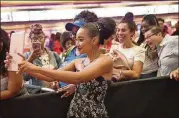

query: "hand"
xmin=57 ymin=84 xmax=76 ymax=98
xmin=110 ymin=50 xmax=120 ymax=61
xmin=27 ymin=49 xmax=42 ymax=62
xmin=4 ymin=52 xmax=25 ymax=68
xmin=112 ymin=68 xmax=125 ymax=81
xmin=18 ymin=59 xmax=39 ymax=74
xmin=49 ymin=81 xmax=59 ymax=90
xmin=170 ymin=69 xmax=179 ymax=81
xmin=112 ymin=50 xmax=121 ymax=56
xmin=4 ymin=52 xmax=13 ymax=68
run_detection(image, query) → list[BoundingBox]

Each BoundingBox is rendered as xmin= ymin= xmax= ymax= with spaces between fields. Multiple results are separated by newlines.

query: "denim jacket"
xmin=23 ymin=48 xmax=62 ymax=87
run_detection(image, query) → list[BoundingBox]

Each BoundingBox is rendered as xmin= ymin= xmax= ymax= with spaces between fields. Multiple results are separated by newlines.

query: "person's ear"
xmin=157 ymin=32 xmax=162 ymax=37
xmin=92 ymin=36 xmax=99 ymax=45
xmin=130 ymin=31 xmax=135 ymax=38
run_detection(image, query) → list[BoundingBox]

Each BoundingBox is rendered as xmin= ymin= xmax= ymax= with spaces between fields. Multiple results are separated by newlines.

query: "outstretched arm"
xmin=26 ymin=61 xmax=76 ymax=82
xmin=18 ymin=56 xmax=113 ymax=84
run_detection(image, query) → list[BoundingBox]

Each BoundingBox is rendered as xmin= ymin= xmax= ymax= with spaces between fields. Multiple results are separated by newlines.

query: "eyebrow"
xmin=77 ymin=36 xmax=84 ymax=39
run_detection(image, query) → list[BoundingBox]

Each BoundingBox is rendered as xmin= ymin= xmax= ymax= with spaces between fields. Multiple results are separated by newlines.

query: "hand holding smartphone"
xmin=32 ymin=42 xmax=41 ymax=51
xmin=27 ymin=42 xmax=42 ymax=62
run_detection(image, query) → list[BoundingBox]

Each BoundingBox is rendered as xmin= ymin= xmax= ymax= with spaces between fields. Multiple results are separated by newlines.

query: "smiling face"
xmin=144 ymin=30 xmax=162 ymax=49
xmin=65 ymin=40 xmax=74 ymax=50
xmin=116 ymin=23 xmax=134 ymax=43
xmin=141 ymin=20 xmax=151 ymax=34
xmin=75 ymin=27 xmax=99 ymax=55
xmin=75 ymin=28 xmax=92 ymax=54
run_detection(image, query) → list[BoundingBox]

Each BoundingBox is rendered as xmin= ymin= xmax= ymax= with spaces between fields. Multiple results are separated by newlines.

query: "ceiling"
xmin=2 ymin=13 xmax=178 ymax=31
xmin=1 ymin=1 xmax=119 ymax=7
xmin=1 ymin=0 xmax=175 ymax=7
xmin=1 ymin=0 xmax=178 ymax=31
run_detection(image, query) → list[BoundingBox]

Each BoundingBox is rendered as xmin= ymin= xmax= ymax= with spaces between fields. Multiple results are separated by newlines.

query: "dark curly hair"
xmin=74 ymin=10 xmax=98 ymax=23
xmin=0 ymin=28 xmax=10 ymax=75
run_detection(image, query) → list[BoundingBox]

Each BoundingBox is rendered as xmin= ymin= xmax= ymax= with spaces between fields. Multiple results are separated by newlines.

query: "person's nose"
xmin=117 ymin=30 xmax=124 ymax=36
xmin=76 ymin=40 xmax=79 ymax=46
xmin=145 ymin=38 xmax=150 ymax=44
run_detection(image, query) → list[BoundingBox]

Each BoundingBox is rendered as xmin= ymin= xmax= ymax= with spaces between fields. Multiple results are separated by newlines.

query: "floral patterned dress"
xmin=67 ymin=57 xmax=108 ymax=118
xmin=67 ymin=76 xmax=108 ymax=118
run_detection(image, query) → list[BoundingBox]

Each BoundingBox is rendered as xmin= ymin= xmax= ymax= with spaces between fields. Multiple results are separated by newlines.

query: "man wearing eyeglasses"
xmin=144 ymin=26 xmax=178 ymax=78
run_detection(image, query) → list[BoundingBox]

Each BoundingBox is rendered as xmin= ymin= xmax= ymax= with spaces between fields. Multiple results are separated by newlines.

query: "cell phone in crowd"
xmin=8 ymin=32 xmax=25 ymax=71
xmin=32 ymin=42 xmax=41 ymax=51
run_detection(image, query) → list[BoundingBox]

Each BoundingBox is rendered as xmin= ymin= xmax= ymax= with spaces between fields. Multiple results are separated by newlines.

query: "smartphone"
xmin=8 ymin=32 xmax=25 ymax=71
xmin=32 ymin=42 xmax=41 ymax=51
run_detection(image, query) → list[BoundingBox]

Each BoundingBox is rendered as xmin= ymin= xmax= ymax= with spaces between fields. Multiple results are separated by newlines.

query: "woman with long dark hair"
xmin=0 ymin=28 xmax=25 ymax=99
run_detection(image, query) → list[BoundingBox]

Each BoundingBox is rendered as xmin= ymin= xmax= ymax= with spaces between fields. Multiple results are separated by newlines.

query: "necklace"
xmin=83 ymin=52 xmax=101 ymax=67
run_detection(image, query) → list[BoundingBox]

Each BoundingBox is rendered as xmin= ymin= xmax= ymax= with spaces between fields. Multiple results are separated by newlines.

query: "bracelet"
xmin=119 ymin=70 xmax=122 ymax=77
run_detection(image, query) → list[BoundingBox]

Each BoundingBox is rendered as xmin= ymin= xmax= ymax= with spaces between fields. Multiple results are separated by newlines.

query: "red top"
xmin=106 ymin=40 xmax=112 ymax=49
xmin=53 ymin=40 xmax=63 ymax=54
xmin=100 ymin=40 xmax=112 ymax=49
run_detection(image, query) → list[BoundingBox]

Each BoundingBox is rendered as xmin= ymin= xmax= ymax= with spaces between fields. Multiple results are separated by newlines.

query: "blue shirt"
xmin=59 ymin=47 xmax=86 ymax=87
xmin=64 ymin=47 xmax=86 ymax=63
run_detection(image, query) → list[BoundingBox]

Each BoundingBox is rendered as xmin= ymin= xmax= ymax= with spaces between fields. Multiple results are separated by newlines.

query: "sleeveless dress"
xmin=67 ymin=59 xmax=109 ymax=118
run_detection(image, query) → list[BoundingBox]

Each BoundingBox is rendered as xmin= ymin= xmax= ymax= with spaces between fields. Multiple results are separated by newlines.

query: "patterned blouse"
xmin=67 ymin=59 xmax=109 ymax=118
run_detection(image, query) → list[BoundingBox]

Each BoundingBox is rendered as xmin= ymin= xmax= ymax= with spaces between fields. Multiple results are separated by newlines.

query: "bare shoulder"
xmin=97 ymin=54 xmax=113 ymax=67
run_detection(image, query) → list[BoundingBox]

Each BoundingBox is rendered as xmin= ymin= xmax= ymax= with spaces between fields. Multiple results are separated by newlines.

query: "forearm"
xmin=120 ymin=70 xmax=140 ymax=80
xmin=28 ymin=72 xmax=54 ymax=82
xmin=0 ymin=90 xmax=17 ymax=100
xmin=34 ymin=67 xmax=81 ymax=84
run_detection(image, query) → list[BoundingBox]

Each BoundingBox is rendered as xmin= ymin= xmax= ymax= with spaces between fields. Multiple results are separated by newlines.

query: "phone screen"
xmin=32 ymin=42 xmax=41 ymax=51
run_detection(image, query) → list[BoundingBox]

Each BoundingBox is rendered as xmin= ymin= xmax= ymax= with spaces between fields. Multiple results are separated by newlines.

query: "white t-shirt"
xmin=110 ymin=45 xmax=145 ymax=69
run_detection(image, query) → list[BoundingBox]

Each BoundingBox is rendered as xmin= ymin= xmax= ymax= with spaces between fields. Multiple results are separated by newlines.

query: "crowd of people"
xmin=1 ymin=10 xmax=178 ymax=118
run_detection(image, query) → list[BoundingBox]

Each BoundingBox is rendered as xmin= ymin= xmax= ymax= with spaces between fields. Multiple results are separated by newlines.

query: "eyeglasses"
xmin=145 ymin=32 xmax=159 ymax=40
